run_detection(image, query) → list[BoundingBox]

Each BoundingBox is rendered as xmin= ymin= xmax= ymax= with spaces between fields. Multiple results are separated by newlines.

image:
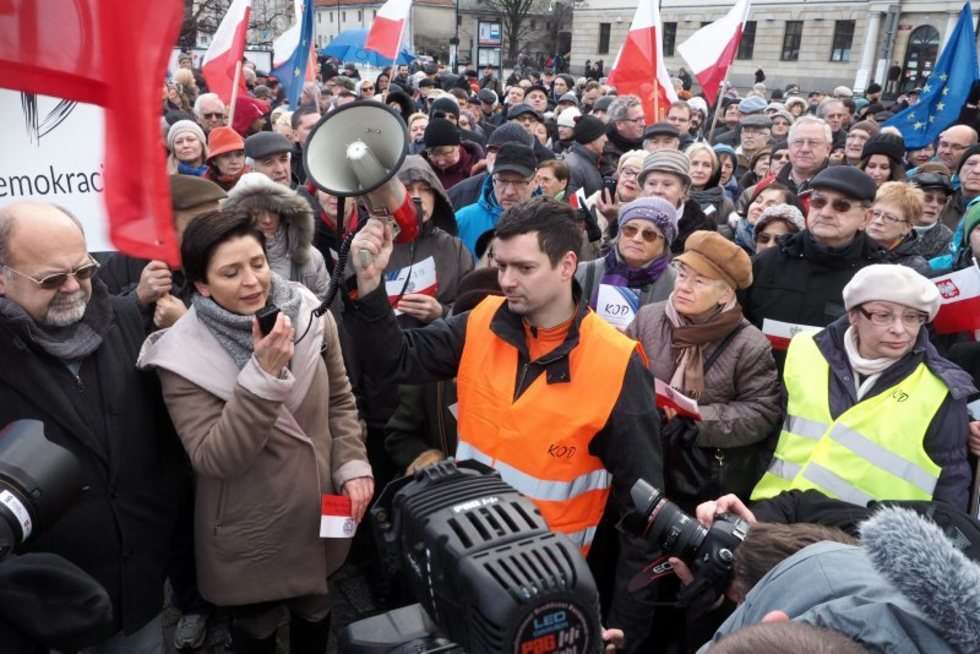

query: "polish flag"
xmin=654 ymin=379 xmax=702 ymax=421
xmin=365 ymin=0 xmax=413 ymax=62
xmin=676 ymin=0 xmax=752 ymax=106
xmin=607 ymin=0 xmax=678 ymax=124
xmin=202 ymin=0 xmax=252 ymax=105
xmin=320 ymin=495 xmax=356 ymax=538
xmin=762 ymin=319 xmax=822 ymax=351
xmin=932 ymin=264 xmax=980 ymax=335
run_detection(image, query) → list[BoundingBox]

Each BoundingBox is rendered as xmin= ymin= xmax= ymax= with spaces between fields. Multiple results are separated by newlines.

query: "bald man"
xmin=0 ymin=201 xmax=185 ymax=652
xmin=937 ymin=125 xmax=979 ymax=171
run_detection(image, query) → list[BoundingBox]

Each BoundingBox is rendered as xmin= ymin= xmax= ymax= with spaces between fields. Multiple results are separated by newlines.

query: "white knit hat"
xmin=167 ymin=119 xmax=206 ymax=152
xmin=843 ymin=264 xmax=941 ymax=321
xmin=556 ymin=106 xmax=581 ymax=128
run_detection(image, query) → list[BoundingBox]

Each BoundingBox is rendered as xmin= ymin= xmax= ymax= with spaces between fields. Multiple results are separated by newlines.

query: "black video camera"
xmin=620 ymin=479 xmax=749 ymax=610
xmin=340 ymin=460 xmax=603 ymax=654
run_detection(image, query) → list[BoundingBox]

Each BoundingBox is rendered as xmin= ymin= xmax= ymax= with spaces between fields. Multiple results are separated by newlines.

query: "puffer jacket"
xmin=627 ymin=301 xmax=783 ymax=509
xmin=422 ymin=140 xmax=484 ymax=191
xmin=879 ymin=231 xmax=930 ymax=276
xmin=137 ymin=286 xmax=370 ymax=605
xmin=455 ymin=174 xmax=504 ymax=254
xmin=223 ymin=172 xmax=330 ymax=300
xmin=906 ymin=222 xmax=953 ymax=261
xmin=378 ymin=155 xmax=476 ymax=327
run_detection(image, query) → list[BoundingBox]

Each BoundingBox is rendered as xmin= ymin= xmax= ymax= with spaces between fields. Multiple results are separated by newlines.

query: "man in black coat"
xmin=0 ymin=202 xmax=185 ymax=651
xmin=741 ymin=166 xmax=886 ymax=368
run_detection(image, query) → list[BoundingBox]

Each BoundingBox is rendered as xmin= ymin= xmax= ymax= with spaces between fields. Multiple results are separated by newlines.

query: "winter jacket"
xmin=384 ymin=380 xmax=458 ymax=473
xmin=575 ymin=252 xmax=677 ymax=311
xmin=137 ymin=286 xmax=370 ymax=605
xmin=223 ymin=173 xmax=331 ymax=300
xmin=379 ymin=155 xmax=476 ymax=327
xmin=0 ymin=286 xmax=186 ymax=636
xmin=807 ymin=316 xmax=975 ymax=509
xmin=455 ymin=174 xmax=504 ymax=254
xmin=627 ymin=301 xmax=782 ymax=509
xmin=96 ymin=253 xmax=194 ymax=332
xmin=422 ymin=140 xmax=484 ymax=191
xmin=599 ymin=124 xmax=643 ymax=178
xmin=674 ymin=201 xmax=718 ymax=254
xmin=741 ymin=230 xmax=886 ymax=341
xmin=906 ymin=222 xmax=954 ymax=261
xmin=689 ymin=185 xmax=736 ymax=227
xmin=878 ymin=232 xmax=931 ymax=276
xmin=563 ymin=143 xmax=604 ymax=197
xmin=939 ymin=187 xmax=971 ymax=230
xmin=701 ymin=507 xmax=980 ymax=653
xmin=448 ymin=171 xmax=486 ymax=212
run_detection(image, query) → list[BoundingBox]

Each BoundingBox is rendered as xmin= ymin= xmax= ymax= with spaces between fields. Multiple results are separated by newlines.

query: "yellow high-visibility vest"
xmin=752 ymin=332 xmax=947 ymax=505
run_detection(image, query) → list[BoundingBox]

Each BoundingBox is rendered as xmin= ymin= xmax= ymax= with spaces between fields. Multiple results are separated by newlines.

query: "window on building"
xmin=317 ymin=12 xmax=321 ymax=24
xmin=737 ymin=21 xmax=756 ymax=59
xmin=830 ymin=20 xmax=856 ymax=62
xmin=358 ymin=9 xmax=363 ymax=22
xmin=663 ymin=22 xmax=677 ymax=57
xmin=701 ymin=21 xmax=712 ymax=27
xmin=781 ymin=20 xmax=803 ymax=61
xmin=598 ymin=23 xmax=611 ymax=54
xmin=342 ymin=11 xmax=346 ymax=21
xmin=330 ymin=11 xmax=333 ymax=22
xmin=373 ymin=10 xmax=377 ymax=18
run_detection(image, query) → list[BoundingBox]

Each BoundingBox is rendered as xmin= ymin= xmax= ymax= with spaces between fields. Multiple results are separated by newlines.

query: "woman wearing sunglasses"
xmin=752 ymin=203 xmax=805 ymax=255
xmin=627 ymin=230 xmax=780 ymax=512
xmin=576 ymin=197 xmax=678 ymax=321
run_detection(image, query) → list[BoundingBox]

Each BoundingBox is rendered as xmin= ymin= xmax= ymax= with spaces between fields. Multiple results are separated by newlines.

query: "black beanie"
xmin=957 ymin=143 xmax=980 ymax=178
xmin=424 ymin=118 xmax=461 ymax=148
xmin=574 ymin=114 xmax=606 ymax=145
xmin=861 ymin=132 xmax=905 ymax=164
xmin=429 ymin=97 xmax=460 ymax=119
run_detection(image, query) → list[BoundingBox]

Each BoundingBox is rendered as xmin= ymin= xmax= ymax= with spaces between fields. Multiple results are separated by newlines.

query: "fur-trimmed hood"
xmin=223 ymin=172 xmax=315 ymax=266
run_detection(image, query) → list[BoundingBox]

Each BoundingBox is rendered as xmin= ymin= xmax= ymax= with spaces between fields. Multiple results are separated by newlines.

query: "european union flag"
xmin=271 ymin=0 xmax=315 ymax=108
xmin=885 ymin=2 xmax=979 ymax=150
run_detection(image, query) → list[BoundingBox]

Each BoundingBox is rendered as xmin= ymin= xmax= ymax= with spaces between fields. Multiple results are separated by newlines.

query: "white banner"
xmin=0 ymin=90 xmax=110 ymax=251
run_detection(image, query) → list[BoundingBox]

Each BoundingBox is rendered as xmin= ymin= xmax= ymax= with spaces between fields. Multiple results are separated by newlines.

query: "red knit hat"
xmin=206 ymin=126 xmax=245 ymax=161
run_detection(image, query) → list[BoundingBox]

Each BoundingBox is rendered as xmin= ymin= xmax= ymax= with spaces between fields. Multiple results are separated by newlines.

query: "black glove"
xmin=579 ymin=206 xmax=603 ymax=243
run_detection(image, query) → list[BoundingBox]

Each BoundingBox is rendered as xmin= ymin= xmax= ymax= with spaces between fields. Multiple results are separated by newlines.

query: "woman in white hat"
xmin=167 ymin=119 xmax=209 ymax=176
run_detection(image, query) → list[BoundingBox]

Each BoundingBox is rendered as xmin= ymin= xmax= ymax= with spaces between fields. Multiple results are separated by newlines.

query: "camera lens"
xmin=647 ymin=500 xmax=707 ymax=561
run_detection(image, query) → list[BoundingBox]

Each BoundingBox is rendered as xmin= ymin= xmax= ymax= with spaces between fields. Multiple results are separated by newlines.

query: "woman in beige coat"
xmin=138 ymin=208 xmax=371 ymax=654
xmin=627 ymin=230 xmax=781 ymax=513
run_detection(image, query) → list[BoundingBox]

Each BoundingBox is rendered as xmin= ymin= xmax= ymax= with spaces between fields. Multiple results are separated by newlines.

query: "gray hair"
xmin=788 ymin=115 xmax=832 ymax=144
xmin=608 ymin=95 xmax=642 ymax=123
xmin=193 ymin=92 xmax=225 ymax=117
xmin=816 ymin=98 xmax=845 ymax=119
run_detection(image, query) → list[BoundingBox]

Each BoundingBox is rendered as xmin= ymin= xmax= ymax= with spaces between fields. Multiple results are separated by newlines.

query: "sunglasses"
xmin=203 ymin=112 xmax=224 ymax=120
xmin=4 ymin=255 xmax=101 ymax=290
xmin=810 ymin=193 xmax=864 ymax=213
xmin=755 ymin=232 xmax=781 ymax=245
xmin=621 ymin=224 xmax=663 ymax=243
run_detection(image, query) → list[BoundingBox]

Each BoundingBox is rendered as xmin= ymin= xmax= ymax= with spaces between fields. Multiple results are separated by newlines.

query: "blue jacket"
xmin=455 ymin=174 xmax=504 ymax=255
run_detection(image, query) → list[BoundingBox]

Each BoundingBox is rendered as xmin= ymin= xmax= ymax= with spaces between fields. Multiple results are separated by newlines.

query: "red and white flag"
xmin=762 ymin=319 xmax=822 ymax=351
xmin=365 ymin=0 xmax=412 ymax=62
xmin=607 ymin=0 xmax=678 ymax=124
xmin=932 ymin=264 xmax=980 ymax=335
xmin=655 ymin=379 xmax=702 ymax=420
xmin=676 ymin=0 xmax=752 ymax=106
xmin=320 ymin=495 xmax=356 ymax=538
xmin=202 ymin=0 xmax=252 ymax=105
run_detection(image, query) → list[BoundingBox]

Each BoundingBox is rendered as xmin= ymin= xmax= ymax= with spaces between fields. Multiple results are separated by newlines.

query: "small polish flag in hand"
xmin=320 ymin=495 xmax=356 ymax=538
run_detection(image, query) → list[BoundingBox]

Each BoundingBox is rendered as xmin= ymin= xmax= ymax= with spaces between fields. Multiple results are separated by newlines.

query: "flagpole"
xmin=227 ymin=59 xmax=243 ymax=126
xmin=706 ymin=70 xmax=731 ymax=143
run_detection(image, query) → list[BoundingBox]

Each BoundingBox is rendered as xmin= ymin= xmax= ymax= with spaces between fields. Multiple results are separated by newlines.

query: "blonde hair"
xmin=407 ymin=112 xmax=429 ymax=128
xmin=684 ymin=142 xmax=719 ymax=174
xmin=874 ymin=181 xmax=924 ymax=222
xmin=617 ymin=149 xmax=647 ymax=175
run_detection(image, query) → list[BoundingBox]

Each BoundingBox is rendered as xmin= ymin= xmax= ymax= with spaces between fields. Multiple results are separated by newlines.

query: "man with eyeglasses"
xmin=0 ymin=201 xmax=186 ymax=652
xmin=447 ymin=122 xmax=536 ymax=211
xmin=752 ymin=263 xmax=973 ymax=510
xmin=772 ymin=116 xmax=832 ymax=201
xmin=600 ymin=95 xmax=646 ymax=177
xmin=193 ymin=92 xmax=226 ymax=134
xmin=455 ymin=142 xmax=537 ymax=253
xmin=935 ymin=125 xmax=978 ymax=172
xmin=742 ymin=166 xmax=886 ymax=368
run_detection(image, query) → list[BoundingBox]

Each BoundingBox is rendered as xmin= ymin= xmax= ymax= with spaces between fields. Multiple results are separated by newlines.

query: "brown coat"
xmin=627 ymin=301 xmax=782 ymax=503
xmin=137 ymin=289 xmax=370 ymax=606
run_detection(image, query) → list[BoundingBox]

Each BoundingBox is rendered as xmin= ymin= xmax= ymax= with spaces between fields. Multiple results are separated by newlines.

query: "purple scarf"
xmin=592 ymin=248 xmax=670 ymax=306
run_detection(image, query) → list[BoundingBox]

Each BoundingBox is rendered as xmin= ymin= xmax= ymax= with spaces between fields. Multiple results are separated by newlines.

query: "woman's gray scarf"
xmin=0 ymin=279 xmax=112 ymax=361
xmin=192 ymin=273 xmax=304 ymax=369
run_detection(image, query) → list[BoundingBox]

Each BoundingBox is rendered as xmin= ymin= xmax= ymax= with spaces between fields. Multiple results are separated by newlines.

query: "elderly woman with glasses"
xmin=627 ymin=231 xmax=781 ymax=511
xmin=752 ymin=264 xmax=975 ymax=510
xmin=576 ymin=197 xmax=678 ymax=320
xmin=866 ymin=181 xmax=930 ymax=275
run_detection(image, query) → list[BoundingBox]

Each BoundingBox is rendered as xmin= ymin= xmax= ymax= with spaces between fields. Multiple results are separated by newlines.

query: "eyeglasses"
xmin=789 ymin=138 xmax=825 ymax=148
xmin=870 ymin=208 xmax=907 ymax=225
xmin=620 ymin=224 xmax=663 ymax=242
xmin=810 ymin=193 xmax=865 ymax=213
xmin=492 ymin=175 xmax=532 ymax=190
xmin=620 ymin=116 xmax=645 ymax=124
xmin=3 ymin=255 xmax=100 ymax=290
xmin=202 ymin=112 xmax=224 ymax=120
xmin=857 ymin=306 xmax=928 ymax=327
xmin=939 ymin=140 xmax=969 ymax=152
xmin=361 ymin=86 xmax=374 ymax=92
xmin=620 ymin=167 xmax=641 ymax=179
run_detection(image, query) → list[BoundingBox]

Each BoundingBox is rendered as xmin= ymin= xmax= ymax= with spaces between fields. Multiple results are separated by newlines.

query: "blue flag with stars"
xmin=885 ymin=2 xmax=978 ymax=150
xmin=271 ymin=0 xmax=315 ymax=108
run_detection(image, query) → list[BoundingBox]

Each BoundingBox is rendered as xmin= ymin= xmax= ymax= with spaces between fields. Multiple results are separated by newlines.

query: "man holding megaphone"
xmin=346 ymin=195 xmax=665 ymax=650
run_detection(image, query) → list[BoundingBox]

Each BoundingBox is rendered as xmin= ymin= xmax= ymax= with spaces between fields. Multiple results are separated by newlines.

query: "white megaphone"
xmin=303 ymin=101 xmax=419 ymax=268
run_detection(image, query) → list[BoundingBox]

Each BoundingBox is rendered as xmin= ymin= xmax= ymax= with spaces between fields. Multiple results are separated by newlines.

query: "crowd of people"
xmin=4 ymin=50 xmax=980 ymax=654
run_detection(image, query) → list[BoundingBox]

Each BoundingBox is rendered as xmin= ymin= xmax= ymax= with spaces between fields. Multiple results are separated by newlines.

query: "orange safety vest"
xmin=455 ymin=296 xmax=637 ymax=553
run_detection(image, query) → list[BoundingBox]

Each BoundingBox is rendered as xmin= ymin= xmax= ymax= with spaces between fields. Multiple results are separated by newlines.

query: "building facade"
xmin=570 ymin=0 xmax=977 ymax=94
